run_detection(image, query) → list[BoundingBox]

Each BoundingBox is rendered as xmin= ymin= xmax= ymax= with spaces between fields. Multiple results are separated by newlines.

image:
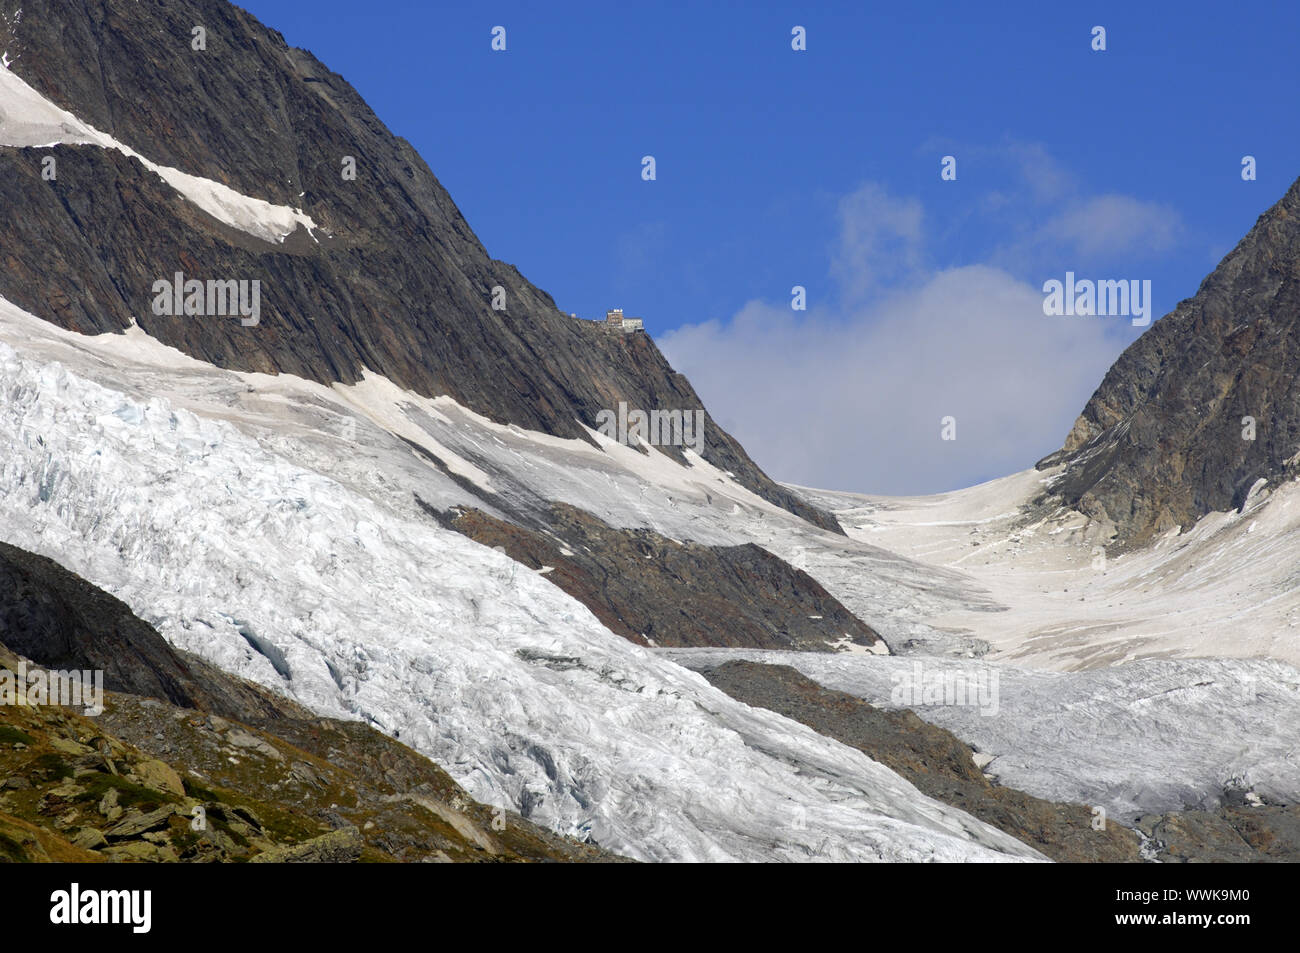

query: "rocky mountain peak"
xmin=0 ymin=0 xmax=839 ymax=533
xmin=1040 ymin=174 xmax=1300 ymax=549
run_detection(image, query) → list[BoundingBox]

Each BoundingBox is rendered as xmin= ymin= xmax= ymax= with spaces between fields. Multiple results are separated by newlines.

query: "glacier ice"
xmin=0 ymin=298 xmax=1041 ymax=862
xmin=661 ymin=648 xmax=1300 ymax=822
xmin=6 ymin=287 xmax=1299 ymax=859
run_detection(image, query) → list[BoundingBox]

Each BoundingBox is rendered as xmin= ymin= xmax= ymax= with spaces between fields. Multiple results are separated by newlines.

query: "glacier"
xmin=4 ymin=274 xmax=1300 ymax=860
xmin=660 ymin=649 xmax=1300 ymax=823
xmin=0 ymin=295 xmax=1041 ymax=862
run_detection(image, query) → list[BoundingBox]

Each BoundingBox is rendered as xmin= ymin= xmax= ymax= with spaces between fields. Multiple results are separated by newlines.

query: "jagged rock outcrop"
xmin=248 ymin=826 xmax=363 ymax=863
xmin=1135 ymin=804 xmax=1300 ymax=863
xmin=1039 ymin=176 xmax=1300 ymax=549
xmin=0 ymin=0 xmax=838 ymax=534
xmin=439 ymin=502 xmax=882 ymax=650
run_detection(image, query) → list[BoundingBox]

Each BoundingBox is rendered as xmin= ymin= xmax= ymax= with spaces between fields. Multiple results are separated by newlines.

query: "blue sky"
xmin=241 ymin=0 xmax=1300 ymax=494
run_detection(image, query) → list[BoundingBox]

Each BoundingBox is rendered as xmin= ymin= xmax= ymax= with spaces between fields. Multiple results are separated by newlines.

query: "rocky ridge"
xmin=0 ymin=0 xmax=838 ymax=535
xmin=1039 ymin=176 xmax=1300 ymax=550
xmin=436 ymin=502 xmax=882 ymax=651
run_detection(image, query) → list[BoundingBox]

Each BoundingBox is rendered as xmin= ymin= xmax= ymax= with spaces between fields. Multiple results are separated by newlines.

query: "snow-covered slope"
xmin=660 ymin=648 xmax=1300 ymax=823
xmin=6 ymin=241 xmax=1300 ymax=857
xmin=796 ymin=469 xmax=1300 ymax=670
xmin=0 ymin=61 xmax=317 ymax=243
xmin=0 ymin=294 xmax=1041 ymax=862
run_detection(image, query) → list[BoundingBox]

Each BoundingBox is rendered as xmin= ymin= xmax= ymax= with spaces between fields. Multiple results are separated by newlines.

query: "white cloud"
xmin=1006 ymin=141 xmax=1073 ymax=204
xmin=926 ymin=140 xmax=1186 ymax=274
xmin=830 ymin=183 xmax=925 ymax=302
xmin=660 ymin=161 xmax=1187 ymax=495
xmin=663 ymin=265 xmax=1123 ymax=494
xmin=1044 ymin=194 xmax=1181 ymax=258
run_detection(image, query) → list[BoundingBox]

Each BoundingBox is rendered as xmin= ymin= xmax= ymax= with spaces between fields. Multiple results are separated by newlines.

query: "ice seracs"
xmin=660 ymin=648 xmax=1300 ymax=823
xmin=0 ymin=292 xmax=1040 ymax=862
xmin=4 ymin=275 xmax=1298 ymax=860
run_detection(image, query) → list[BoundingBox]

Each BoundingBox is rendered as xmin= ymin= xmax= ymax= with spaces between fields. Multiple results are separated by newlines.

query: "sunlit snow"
xmin=0 ymin=65 xmax=316 ymax=244
xmin=4 ymin=282 xmax=1300 ymax=859
xmin=0 ymin=295 xmax=1040 ymax=862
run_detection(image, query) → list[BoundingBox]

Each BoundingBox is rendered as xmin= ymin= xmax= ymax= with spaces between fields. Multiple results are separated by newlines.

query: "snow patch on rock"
xmin=0 ymin=63 xmax=316 ymax=243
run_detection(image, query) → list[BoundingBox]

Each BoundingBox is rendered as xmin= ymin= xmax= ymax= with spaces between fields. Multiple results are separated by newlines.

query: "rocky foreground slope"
xmin=0 ymin=540 xmax=619 ymax=863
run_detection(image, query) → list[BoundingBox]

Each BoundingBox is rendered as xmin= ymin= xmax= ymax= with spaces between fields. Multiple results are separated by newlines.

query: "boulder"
xmin=249 ymin=826 xmax=364 ymax=864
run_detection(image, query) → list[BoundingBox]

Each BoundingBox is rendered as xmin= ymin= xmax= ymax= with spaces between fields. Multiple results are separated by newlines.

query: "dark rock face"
xmin=1040 ymin=176 xmax=1300 ymax=549
xmin=1136 ymin=806 xmax=1300 ymax=863
xmin=441 ymin=503 xmax=881 ymax=651
xmin=0 ymin=0 xmax=839 ymax=535
xmin=0 ymin=539 xmax=306 ymax=724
